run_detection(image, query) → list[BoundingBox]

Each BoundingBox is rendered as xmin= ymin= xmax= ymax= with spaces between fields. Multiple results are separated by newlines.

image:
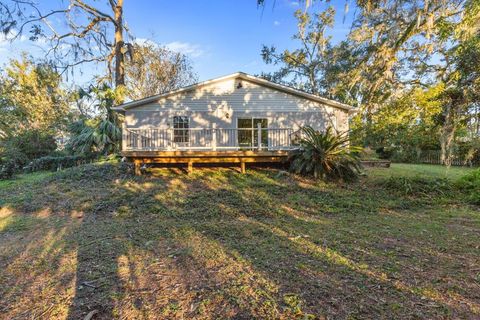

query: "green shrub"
xmin=0 ymin=162 xmax=16 ymax=180
xmin=288 ymin=126 xmax=362 ymax=181
xmin=455 ymin=140 xmax=480 ymax=166
xmin=67 ymin=118 xmax=121 ymax=155
xmin=390 ymin=148 xmax=421 ymax=163
xmin=24 ymin=155 xmax=94 ymax=172
xmin=457 ymin=168 xmax=480 ymax=204
xmin=375 ymin=146 xmax=394 ymax=159
xmin=1 ymin=130 xmax=57 ymax=163
xmin=0 ymin=145 xmax=29 ymax=169
xmin=0 ymin=129 xmax=57 ymax=177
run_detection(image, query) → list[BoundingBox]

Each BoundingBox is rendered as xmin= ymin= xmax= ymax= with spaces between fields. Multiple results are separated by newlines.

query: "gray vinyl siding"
xmin=125 ymin=78 xmax=349 ymax=132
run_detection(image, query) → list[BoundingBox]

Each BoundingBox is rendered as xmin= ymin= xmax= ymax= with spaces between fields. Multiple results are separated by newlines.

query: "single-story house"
xmin=112 ymin=72 xmax=354 ymax=174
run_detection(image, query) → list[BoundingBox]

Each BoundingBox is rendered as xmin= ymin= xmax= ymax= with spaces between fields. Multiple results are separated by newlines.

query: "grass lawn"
xmin=372 ymin=163 xmax=476 ymax=180
xmin=0 ymin=163 xmax=479 ymax=319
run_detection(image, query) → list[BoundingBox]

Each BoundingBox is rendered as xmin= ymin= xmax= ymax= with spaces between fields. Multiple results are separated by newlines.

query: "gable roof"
xmin=111 ymin=72 xmax=354 ymax=112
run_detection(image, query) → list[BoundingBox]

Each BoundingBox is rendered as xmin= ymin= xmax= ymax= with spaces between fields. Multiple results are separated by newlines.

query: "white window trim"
xmin=171 ymin=115 xmax=190 ymax=144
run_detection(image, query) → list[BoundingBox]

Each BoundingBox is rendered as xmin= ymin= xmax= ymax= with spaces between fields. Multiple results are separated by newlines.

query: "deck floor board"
xmin=122 ymin=150 xmax=290 ymax=158
xmin=124 ymin=150 xmax=291 ymax=174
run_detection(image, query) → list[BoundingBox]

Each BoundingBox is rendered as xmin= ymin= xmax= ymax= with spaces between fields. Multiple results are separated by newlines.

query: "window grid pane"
xmin=173 ymin=116 xmax=189 ymax=143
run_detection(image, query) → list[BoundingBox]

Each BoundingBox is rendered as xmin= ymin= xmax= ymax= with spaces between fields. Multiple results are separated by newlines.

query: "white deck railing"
xmin=122 ymin=125 xmax=300 ymax=151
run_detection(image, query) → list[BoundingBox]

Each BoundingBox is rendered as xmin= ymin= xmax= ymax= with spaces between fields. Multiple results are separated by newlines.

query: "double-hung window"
xmin=173 ymin=116 xmax=189 ymax=143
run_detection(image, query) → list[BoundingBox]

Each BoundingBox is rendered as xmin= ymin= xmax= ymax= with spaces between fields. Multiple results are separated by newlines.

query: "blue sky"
xmin=0 ymin=0 xmax=355 ymax=85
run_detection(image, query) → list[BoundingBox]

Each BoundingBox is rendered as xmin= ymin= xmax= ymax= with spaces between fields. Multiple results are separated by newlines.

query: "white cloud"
xmin=133 ymin=38 xmax=205 ymax=58
xmin=0 ymin=31 xmax=29 ymax=56
xmin=273 ymin=20 xmax=280 ymax=26
xmin=165 ymin=41 xmax=204 ymax=58
xmin=291 ymin=1 xmax=300 ymax=6
xmin=0 ymin=30 xmax=27 ymax=45
xmin=0 ymin=30 xmax=50 ymax=55
xmin=133 ymin=37 xmax=158 ymax=47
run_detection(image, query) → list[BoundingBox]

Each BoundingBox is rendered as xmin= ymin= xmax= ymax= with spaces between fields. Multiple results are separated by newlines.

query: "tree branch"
xmin=72 ymin=0 xmax=115 ymax=24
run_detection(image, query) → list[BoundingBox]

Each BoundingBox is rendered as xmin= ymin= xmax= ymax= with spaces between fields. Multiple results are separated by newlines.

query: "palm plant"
xmin=68 ymin=118 xmax=121 ymax=155
xmin=67 ymin=84 xmax=122 ymax=156
xmin=289 ymin=126 xmax=362 ymax=181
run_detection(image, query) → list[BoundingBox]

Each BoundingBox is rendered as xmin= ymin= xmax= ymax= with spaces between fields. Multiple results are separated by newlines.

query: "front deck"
xmin=122 ymin=127 xmax=297 ymax=174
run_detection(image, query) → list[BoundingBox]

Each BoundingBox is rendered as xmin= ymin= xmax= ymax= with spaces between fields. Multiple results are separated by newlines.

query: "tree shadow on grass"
xmin=1 ymin=163 xmax=479 ymax=319
xmin=152 ymin=167 xmax=480 ymax=318
xmin=60 ymin=164 xmax=199 ymax=319
xmin=0 ymin=204 xmax=81 ymax=318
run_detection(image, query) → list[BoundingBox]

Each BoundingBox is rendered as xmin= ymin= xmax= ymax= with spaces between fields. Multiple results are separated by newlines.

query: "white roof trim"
xmin=112 ymin=72 xmax=354 ymax=112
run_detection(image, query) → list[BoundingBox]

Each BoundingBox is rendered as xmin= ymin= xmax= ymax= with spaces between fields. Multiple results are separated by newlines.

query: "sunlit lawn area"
xmin=0 ymin=163 xmax=479 ymax=319
xmin=371 ymin=163 xmax=476 ymax=180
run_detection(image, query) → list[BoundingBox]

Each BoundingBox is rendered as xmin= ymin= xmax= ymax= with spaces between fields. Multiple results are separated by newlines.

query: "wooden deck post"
xmin=134 ymin=160 xmax=142 ymax=176
xmin=121 ymin=122 xmax=126 ymax=152
xmin=137 ymin=130 xmax=142 ymax=150
xmin=257 ymin=123 xmax=262 ymax=150
xmin=240 ymin=161 xmax=246 ymax=174
xmin=212 ymin=123 xmax=217 ymax=151
xmin=187 ymin=161 xmax=193 ymax=174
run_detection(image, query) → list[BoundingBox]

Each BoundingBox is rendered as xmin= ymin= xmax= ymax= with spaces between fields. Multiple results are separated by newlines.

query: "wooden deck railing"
xmin=122 ymin=125 xmax=299 ymax=151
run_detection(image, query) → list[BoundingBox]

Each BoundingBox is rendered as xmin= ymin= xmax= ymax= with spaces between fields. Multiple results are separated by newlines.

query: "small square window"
xmin=173 ymin=116 xmax=189 ymax=143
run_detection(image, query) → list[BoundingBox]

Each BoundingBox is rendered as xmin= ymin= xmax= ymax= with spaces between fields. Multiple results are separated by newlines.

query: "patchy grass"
xmin=373 ymin=163 xmax=475 ymax=180
xmin=0 ymin=170 xmax=52 ymax=190
xmin=0 ymin=163 xmax=479 ymax=319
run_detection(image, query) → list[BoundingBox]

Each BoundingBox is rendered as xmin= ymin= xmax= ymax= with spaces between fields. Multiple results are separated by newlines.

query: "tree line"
xmin=0 ymin=0 xmax=198 ymax=177
xmin=260 ymin=0 xmax=480 ymax=165
xmin=0 ymin=0 xmax=479 ymax=178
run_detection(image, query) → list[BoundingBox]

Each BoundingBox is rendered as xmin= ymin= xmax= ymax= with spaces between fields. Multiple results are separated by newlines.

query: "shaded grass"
xmin=0 ymin=163 xmax=479 ymax=319
xmin=0 ymin=171 xmax=53 ymax=188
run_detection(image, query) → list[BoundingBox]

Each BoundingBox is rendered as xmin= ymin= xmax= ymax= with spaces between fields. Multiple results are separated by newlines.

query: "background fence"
xmin=416 ymin=150 xmax=480 ymax=166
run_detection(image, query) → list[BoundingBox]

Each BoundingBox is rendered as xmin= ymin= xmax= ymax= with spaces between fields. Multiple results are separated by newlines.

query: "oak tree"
xmin=0 ymin=0 xmax=131 ymax=100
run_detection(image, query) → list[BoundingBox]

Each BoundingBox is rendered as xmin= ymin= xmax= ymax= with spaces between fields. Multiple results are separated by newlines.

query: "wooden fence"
xmin=418 ymin=150 xmax=479 ymax=166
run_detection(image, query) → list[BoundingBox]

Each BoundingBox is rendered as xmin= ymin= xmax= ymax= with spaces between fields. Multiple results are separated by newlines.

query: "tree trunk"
xmin=112 ymin=0 xmax=124 ymax=146
xmin=476 ymin=104 xmax=480 ymax=137
xmin=439 ymin=101 xmax=456 ymax=167
xmin=114 ymin=0 xmax=125 ymax=92
xmin=308 ymin=70 xmax=318 ymax=95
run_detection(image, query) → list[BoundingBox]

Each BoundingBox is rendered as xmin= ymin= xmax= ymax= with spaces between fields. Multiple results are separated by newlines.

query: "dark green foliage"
xmin=0 ymin=145 xmax=29 ymax=171
xmin=24 ymin=155 xmax=95 ymax=173
xmin=376 ymin=147 xmax=394 ymax=160
xmin=455 ymin=140 xmax=480 ymax=166
xmin=390 ymin=148 xmax=421 ymax=163
xmin=458 ymin=168 xmax=480 ymax=189
xmin=0 ymin=161 xmax=16 ymax=180
xmin=288 ymin=126 xmax=362 ymax=181
xmin=0 ymin=130 xmax=57 ymax=164
xmin=0 ymin=129 xmax=57 ymax=178
xmin=457 ymin=168 xmax=480 ymax=204
xmin=68 ymin=118 xmax=121 ymax=155
xmin=67 ymin=84 xmax=122 ymax=155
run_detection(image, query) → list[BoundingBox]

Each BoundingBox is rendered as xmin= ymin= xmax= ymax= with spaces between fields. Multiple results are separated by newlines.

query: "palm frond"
xmin=288 ymin=126 xmax=362 ymax=181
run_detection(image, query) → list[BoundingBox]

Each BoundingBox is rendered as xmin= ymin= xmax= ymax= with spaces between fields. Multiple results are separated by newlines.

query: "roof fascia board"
xmin=112 ymin=72 xmax=354 ymax=112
